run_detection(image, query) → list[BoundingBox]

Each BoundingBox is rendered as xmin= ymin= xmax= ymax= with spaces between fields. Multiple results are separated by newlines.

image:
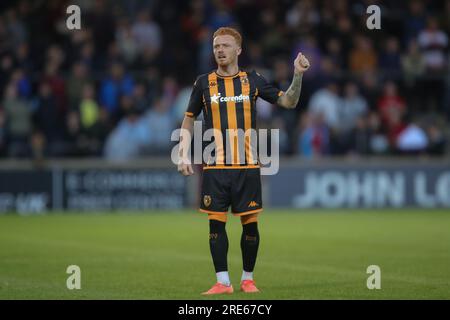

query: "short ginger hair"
xmin=213 ymin=27 xmax=242 ymax=47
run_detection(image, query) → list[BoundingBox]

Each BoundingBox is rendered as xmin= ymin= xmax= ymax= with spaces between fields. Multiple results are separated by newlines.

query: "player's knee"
xmin=208 ymin=213 xmax=227 ymax=223
xmin=242 ymin=221 xmax=258 ymax=236
xmin=240 ymin=213 xmax=258 ymax=226
xmin=241 ymin=214 xmax=259 ymax=239
xmin=209 ymin=216 xmax=226 ymax=234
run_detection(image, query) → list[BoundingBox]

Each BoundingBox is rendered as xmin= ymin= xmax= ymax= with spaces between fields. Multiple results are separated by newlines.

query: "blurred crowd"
xmin=0 ymin=0 xmax=448 ymax=161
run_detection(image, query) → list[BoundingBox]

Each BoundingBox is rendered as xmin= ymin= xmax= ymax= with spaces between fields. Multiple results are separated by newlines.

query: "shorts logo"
xmin=248 ymin=201 xmax=259 ymax=208
xmin=203 ymin=195 xmax=212 ymax=207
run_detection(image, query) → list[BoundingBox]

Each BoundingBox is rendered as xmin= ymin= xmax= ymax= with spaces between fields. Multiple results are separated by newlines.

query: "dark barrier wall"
xmin=268 ymin=162 xmax=450 ymax=208
xmin=1 ymin=159 xmax=449 ymax=213
xmin=0 ymin=163 xmax=186 ymax=213
xmin=62 ymin=169 xmax=185 ymax=211
xmin=0 ymin=170 xmax=53 ymax=213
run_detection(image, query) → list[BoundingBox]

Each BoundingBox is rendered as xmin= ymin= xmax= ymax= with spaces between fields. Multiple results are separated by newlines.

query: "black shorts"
xmin=199 ymin=168 xmax=263 ymax=216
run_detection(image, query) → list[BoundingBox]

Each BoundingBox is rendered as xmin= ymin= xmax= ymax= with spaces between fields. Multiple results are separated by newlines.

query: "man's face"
xmin=213 ymin=35 xmax=241 ymax=67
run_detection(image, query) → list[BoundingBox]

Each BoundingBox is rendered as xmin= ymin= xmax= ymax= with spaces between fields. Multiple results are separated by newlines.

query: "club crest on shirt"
xmin=240 ymin=76 xmax=249 ymax=85
xmin=203 ymin=195 xmax=212 ymax=207
xmin=209 ymin=81 xmax=217 ymax=88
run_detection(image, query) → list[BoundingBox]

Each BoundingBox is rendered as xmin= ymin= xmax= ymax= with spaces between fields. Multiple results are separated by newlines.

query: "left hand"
xmin=294 ymin=52 xmax=310 ymax=74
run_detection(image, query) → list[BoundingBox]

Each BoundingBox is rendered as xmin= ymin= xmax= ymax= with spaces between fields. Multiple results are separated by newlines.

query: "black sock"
xmin=209 ymin=220 xmax=228 ymax=273
xmin=241 ymin=222 xmax=260 ymax=273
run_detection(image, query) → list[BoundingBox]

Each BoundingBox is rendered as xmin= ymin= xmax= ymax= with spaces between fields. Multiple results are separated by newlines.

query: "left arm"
xmin=277 ymin=52 xmax=310 ymax=109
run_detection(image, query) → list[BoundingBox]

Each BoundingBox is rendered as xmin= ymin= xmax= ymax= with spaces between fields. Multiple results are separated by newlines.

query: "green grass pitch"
xmin=0 ymin=209 xmax=449 ymax=299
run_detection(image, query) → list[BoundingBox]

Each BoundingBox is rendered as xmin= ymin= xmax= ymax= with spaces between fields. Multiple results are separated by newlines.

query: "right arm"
xmin=177 ymin=115 xmax=195 ymax=176
xmin=177 ymin=76 xmax=203 ymax=176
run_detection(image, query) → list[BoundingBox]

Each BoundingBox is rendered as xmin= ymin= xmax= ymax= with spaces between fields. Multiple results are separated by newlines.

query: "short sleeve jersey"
xmin=185 ymin=70 xmax=283 ymax=168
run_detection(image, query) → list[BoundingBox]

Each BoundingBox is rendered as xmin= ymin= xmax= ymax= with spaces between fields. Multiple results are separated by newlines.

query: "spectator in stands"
xmin=84 ymin=108 xmax=111 ymax=157
xmin=418 ymin=18 xmax=448 ymax=72
xmin=360 ymin=71 xmax=380 ymax=111
xmin=131 ymin=11 xmax=162 ymax=54
xmin=32 ymin=82 xmax=65 ymax=156
xmin=116 ymin=17 xmax=138 ymax=65
xmin=15 ymin=42 xmax=33 ymax=73
xmin=78 ymin=41 xmax=96 ymax=71
xmin=0 ymin=109 xmax=5 ymax=156
xmin=325 ymin=37 xmax=346 ymax=71
xmin=285 ymin=0 xmax=320 ymax=35
xmin=377 ymin=81 xmax=408 ymax=151
xmin=339 ymin=81 xmax=368 ymax=133
xmin=377 ymin=81 xmax=406 ymax=129
xmin=159 ymin=76 xmax=179 ymax=115
xmin=104 ymin=107 xmax=151 ymax=160
xmin=417 ymin=17 xmax=448 ymax=112
xmin=401 ymin=39 xmax=426 ymax=112
xmin=10 ymin=68 xmax=31 ymax=99
xmin=144 ymin=98 xmax=176 ymax=155
xmin=67 ymin=62 xmax=90 ymax=110
xmin=297 ymin=112 xmax=330 ymax=158
xmin=441 ymin=0 xmax=450 ymax=35
xmin=396 ymin=118 xmax=428 ymax=154
xmin=104 ymin=42 xmax=124 ymax=70
xmin=387 ymin=110 xmax=407 ymax=151
xmin=5 ymin=8 xmax=27 ymax=48
xmin=379 ymin=37 xmax=402 ymax=79
xmin=312 ymin=56 xmax=338 ymax=96
xmin=348 ymin=115 xmax=372 ymax=156
xmin=403 ymin=0 xmax=427 ymax=44
xmin=86 ymin=0 xmax=116 ymax=54
xmin=143 ymin=66 xmax=161 ymax=107
xmin=0 ymin=54 xmax=14 ymax=94
xmin=99 ymin=62 xmax=135 ymax=115
xmin=78 ymin=83 xmax=99 ymax=130
xmin=133 ymin=83 xmax=150 ymax=114
xmin=349 ymin=35 xmax=378 ymax=75
xmin=42 ymin=60 xmax=67 ymax=115
xmin=245 ymin=41 xmax=266 ymax=71
xmin=337 ymin=81 xmax=369 ymax=152
xmin=308 ymin=81 xmax=341 ymax=130
xmin=2 ymin=83 xmax=31 ymax=157
xmin=333 ymin=15 xmax=353 ymax=58
xmin=64 ymin=110 xmax=83 ymax=156
xmin=259 ymin=9 xmax=285 ymax=58
xmin=426 ymin=124 xmax=446 ymax=155
xmin=207 ymin=0 xmax=237 ymax=31
xmin=115 ymin=95 xmax=134 ymax=124
xmin=367 ymin=111 xmax=389 ymax=155
xmin=292 ymin=35 xmax=322 ymax=80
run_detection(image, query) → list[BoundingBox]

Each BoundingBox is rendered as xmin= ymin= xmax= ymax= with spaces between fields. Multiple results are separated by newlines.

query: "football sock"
xmin=216 ymin=271 xmax=231 ymax=286
xmin=241 ymin=271 xmax=253 ymax=281
xmin=209 ymin=219 xmax=229 ymax=281
xmin=241 ymin=222 xmax=259 ymax=273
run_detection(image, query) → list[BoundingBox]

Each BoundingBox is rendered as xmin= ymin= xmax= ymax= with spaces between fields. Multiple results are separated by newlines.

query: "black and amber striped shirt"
xmin=185 ymin=70 xmax=283 ymax=169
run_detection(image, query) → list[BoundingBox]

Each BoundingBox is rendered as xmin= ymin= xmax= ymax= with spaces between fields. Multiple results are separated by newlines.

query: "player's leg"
xmin=200 ymin=170 xmax=233 ymax=295
xmin=208 ymin=214 xmax=230 ymax=285
xmin=231 ymin=168 xmax=262 ymax=293
xmin=201 ymin=213 xmax=233 ymax=295
xmin=239 ymin=213 xmax=260 ymax=292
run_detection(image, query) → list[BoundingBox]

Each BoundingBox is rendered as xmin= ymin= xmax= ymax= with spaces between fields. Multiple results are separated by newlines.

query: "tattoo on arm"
xmin=278 ymin=73 xmax=303 ymax=108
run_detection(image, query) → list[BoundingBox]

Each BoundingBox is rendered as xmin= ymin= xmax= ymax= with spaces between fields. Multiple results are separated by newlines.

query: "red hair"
xmin=213 ymin=27 xmax=242 ymax=47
